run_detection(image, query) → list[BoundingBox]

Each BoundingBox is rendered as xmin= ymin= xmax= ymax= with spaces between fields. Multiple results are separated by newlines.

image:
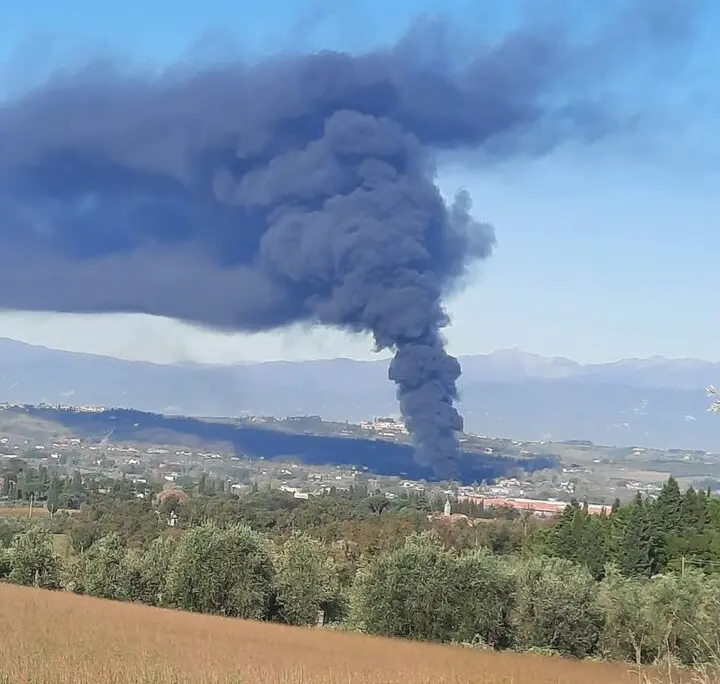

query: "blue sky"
xmin=0 ymin=0 xmax=718 ymax=365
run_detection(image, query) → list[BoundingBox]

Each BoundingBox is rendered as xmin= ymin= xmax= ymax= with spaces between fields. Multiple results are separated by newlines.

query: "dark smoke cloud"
xmin=0 ymin=2 xmax=703 ymax=475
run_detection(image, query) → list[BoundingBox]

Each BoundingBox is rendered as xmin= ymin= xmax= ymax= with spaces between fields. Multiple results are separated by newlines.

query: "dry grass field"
xmin=0 ymin=507 xmax=79 ymax=519
xmin=0 ymin=584 xmax=684 ymax=684
xmin=0 ymin=506 xmax=49 ymax=518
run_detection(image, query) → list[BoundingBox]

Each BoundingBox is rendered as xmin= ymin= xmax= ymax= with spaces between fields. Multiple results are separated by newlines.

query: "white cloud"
xmin=0 ymin=311 xmax=389 ymax=365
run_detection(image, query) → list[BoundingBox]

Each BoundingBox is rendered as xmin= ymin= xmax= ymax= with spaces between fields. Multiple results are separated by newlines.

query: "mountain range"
xmin=0 ymin=338 xmax=718 ymax=452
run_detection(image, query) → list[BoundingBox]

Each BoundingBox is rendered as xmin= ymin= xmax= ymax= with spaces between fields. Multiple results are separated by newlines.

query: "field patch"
xmin=0 ymin=506 xmax=48 ymax=518
xmin=0 ymin=584 xmax=674 ymax=684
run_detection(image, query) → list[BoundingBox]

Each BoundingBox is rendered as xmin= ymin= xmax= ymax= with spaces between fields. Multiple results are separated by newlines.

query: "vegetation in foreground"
xmin=0 ymin=583 xmax=670 ymax=684
xmin=4 ymin=466 xmax=720 ymax=676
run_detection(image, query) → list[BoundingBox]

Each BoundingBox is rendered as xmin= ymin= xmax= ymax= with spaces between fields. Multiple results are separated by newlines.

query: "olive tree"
xmin=82 ymin=532 xmax=131 ymax=600
xmin=643 ymin=570 xmax=713 ymax=667
xmin=0 ymin=541 xmax=11 ymax=580
xmin=8 ymin=525 xmax=62 ymax=589
xmin=598 ymin=568 xmax=656 ymax=665
xmin=451 ymin=548 xmax=515 ymax=648
xmin=272 ymin=531 xmax=341 ymax=626
xmin=349 ymin=531 xmax=460 ymax=642
xmin=166 ymin=521 xmax=274 ymax=619
xmin=123 ymin=534 xmax=178 ymax=606
xmin=510 ymin=555 xmax=604 ymax=658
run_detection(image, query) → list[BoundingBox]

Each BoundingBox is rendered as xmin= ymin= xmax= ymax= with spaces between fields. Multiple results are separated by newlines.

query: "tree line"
xmin=536 ymin=477 xmax=720 ymax=579
xmin=4 ymin=461 xmax=720 ymax=667
xmin=2 ymin=479 xmax=720 ymax=669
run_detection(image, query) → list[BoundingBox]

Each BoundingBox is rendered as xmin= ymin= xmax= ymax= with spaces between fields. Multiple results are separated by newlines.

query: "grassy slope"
xmin=0 ymin=584 xmax=660 ymax=684
xmin=0 ymin=411 xmax=69 ymax=443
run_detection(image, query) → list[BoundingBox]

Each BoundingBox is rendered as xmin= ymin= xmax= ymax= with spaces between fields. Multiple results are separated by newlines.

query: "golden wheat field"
xmin=0 ymin=506 xmax=49 ymax=518
xmin=0 ymin=583 xmax=682 ymax=684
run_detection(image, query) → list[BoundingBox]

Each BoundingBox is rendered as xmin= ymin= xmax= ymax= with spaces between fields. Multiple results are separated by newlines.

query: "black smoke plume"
xmin=0 ymin=3 xmax=700 ymax=475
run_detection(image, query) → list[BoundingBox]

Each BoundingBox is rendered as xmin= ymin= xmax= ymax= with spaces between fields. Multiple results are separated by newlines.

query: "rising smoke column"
xmin=0 ymin=2 xmax=702 ymax=475
xmin=0 ymin=100 xmax=491 ymax=475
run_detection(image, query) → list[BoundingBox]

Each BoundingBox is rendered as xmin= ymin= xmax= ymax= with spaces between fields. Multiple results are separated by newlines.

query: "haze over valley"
xmin=1 ymin=337 xmax=715 ymax=453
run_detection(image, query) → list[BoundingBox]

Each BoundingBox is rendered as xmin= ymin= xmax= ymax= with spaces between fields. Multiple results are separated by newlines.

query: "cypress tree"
xmin=618 ymin=493 xmax=653 ymax=577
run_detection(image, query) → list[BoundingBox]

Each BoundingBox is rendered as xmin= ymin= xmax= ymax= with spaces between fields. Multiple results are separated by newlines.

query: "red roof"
xmin=157 ymin=488 xmax=189 ymax=504
xmin=459 ymin=495 xmax=609 ymax=517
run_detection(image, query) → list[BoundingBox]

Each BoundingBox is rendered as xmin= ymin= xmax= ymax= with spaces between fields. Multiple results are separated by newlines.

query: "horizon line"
xmin=1 ymin=336 xmax=716 ymax=368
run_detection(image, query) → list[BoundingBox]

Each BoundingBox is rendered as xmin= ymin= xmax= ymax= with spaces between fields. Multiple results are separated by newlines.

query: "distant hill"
xmin=6 ymin=405 xmax=553 ymax=484
xmin=0 ymin=338 xmax=717 ymax=452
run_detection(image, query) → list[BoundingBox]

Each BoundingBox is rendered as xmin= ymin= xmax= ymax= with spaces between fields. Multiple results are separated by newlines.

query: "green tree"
xmin=0 ymin=542 xmax=10 ymax=579
xmin=549 ymin=500 xmax=584 ymax=560
xmin=272 ymin=532 xmax=341 ymax=625
xmin=166 ymin=521 xmax=274 ymax=619
xmin=548 ymin=500 xmax=608 ymax=579
xmin=652 ymin=477 xmax=684 ymax=571
xmin=122 ymin=534 xmax=178 ymax=606
xmin=600 ymin=568 xmax=718 ymax=667
xmin=644 ymin=570 xmax=713 ymax=667
xmin=510 ymin=556 xmax=604 ymax=658
xmin=664 ymin=487 xmax=714 ymax=571
xmin=452 ymin=548 xmax=515 ymax=648
xmin=82 ymin=533 xmax=131 ymax=600
xmin=71 ymin=470 xmax=84 ymax=494
xmin=680 ymin=486 xmax=708 ymax=533
xmin=8 ymin=525 xmax=62 ymax=589
xmin=598 ymin=568 xmax=656 ymax=665
xmin=46 ymin=475 xmax=63 ymax=515
xmin=656 ymin=477 xmax=683 ymax=526
xmin=69 ymin=520 xmax=100 ymax=554
xmin=617 ymin=494 xmax=655 ymax=577
xmin=362 ymin=494 xmax=391 ymax=516
xmin=349 ymin=532 xmax=459 ymax=642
